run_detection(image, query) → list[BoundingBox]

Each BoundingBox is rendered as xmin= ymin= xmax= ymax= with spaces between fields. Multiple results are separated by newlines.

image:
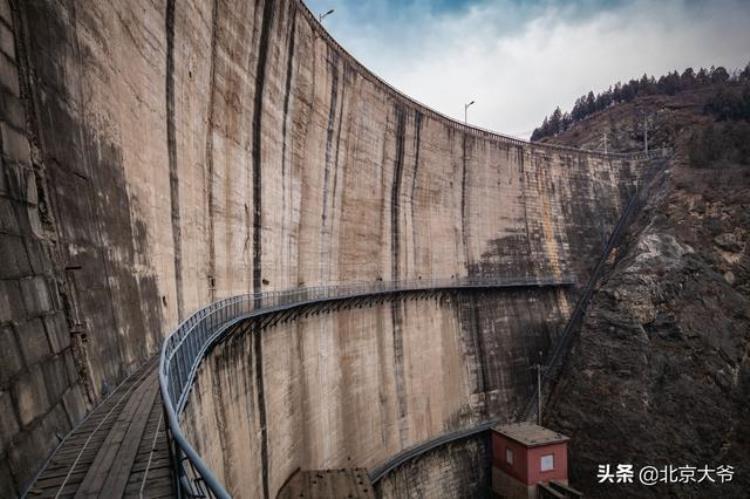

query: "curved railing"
xmin=158 ymin=275 xmax=575 ymax=498
xmin=368 ymin=419 xmax=498 ymax=484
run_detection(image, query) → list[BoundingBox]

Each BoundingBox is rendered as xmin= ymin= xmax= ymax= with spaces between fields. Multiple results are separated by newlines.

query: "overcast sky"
xmin=303 ymin=0 xmax=750 ymax=138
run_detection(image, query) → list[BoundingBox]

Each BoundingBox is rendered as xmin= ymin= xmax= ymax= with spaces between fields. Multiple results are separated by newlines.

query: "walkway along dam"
xmin=0 ymin=0 xmax=665 ymax=497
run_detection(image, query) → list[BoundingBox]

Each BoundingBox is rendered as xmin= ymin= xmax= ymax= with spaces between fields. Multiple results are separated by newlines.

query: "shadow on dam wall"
xmin=0 ymin=0 xmax=650 ymax=495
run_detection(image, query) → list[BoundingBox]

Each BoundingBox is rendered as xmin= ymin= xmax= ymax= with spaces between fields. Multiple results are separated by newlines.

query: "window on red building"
xmin=540 ymin=454 xmax=554 ymax=472
xmin=505 ymin=448 xmax=513 ymax=465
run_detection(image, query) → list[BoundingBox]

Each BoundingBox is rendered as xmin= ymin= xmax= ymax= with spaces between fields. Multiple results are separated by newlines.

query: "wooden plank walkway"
xmin=277 ymin=469 xmax=375 ymax=499
xmin=25 ymin=358 xmax=175 ymax=498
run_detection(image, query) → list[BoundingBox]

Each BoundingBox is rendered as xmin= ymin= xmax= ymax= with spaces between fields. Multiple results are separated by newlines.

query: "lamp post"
xmin=530 ymin=350 xmax=544 ymax=425
xmin=464 ymin=100 xmax=475 ymax=125
xmin=319 ymin=8 xmax=334 ymax=22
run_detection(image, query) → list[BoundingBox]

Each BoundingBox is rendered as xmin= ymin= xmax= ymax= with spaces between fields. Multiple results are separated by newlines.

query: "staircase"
xmin=520 ymin=152 xmax=671 ymax=423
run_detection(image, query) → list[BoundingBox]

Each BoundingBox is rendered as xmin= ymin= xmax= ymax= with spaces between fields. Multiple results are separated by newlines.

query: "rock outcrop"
xmin=546 ymin=98 xmax=750 ymax=497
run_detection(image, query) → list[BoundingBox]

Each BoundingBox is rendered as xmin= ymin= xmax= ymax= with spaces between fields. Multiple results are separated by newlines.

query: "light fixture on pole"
xmin=530 ymin=350 xmax=544 ymax=425
xmin=319 ymin=9 xmax=334 ymax=22
xmin=464 ymin=100 xmax=475 ymax=125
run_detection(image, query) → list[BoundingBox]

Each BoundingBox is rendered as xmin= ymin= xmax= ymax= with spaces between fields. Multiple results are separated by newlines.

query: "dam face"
xmin=0 ymin=0 xmax=645 ymax=496
xmin=183 ymin=290 xmax=568 ymax=497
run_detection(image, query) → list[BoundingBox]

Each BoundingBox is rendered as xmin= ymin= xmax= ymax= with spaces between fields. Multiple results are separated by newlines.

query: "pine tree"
xmin=585 ymin=91 xmax=596 ymax=114
xmin=531 ymin=63 xmax=749 ymax=142
xmin=681 ymin=67 xmax=696 ymax=89
xmin=711 ymin=66 xmax=730 ymax=84
xmin=697 ymin=67 xmax=710 ymax=85
xmin=639 ymin=74 xmax=654 ymax=94
xmin=549 ymin=107 xmax=563 ymax=135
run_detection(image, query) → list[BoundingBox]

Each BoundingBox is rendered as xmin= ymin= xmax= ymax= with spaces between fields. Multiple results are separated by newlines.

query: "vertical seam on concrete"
xmin=390 ymin=298 xmax=409 ymax=447
xmin=471 ymin=294 xmax=489 ymax=417
xmin=391 ymin=105 xmax=406 ymax=281
xmin=210 ymin=352 xmax=229 ymax=488
xmin=251 ymin=1 xmax=274 ymax=496
xmin=294 ymin=22 xmax=316 ymax=287
xmin=252 ymin=1 xmax=275 ymax=293
xmin=165 ymin=0 xmax=184 ymax=320
xmin=252 ymin=0 xmax=273 ymax=293
xmin=205 ymin=0 xmax=219 ymax=302
xmin=252 ymin=324 xmax=268 ymax=498
xmin=319 ymin=48 xmax=339 ymax=282
xmin=390 ymin=106 xmax=409 ymax=446
xmin=280 ymin=5 xmax=297 ymax=278
xmin=461 ymin=134 xmax=469 ymax=269
xmin=328 ymin=63 xmax=347 ymax=262
xmin=378 ymin=111 xmax=390 ymax=279
xmin=519 ymin=147 xmax=534 ymax=268
xmin=410 ymin=111 xmax=422 ymax=275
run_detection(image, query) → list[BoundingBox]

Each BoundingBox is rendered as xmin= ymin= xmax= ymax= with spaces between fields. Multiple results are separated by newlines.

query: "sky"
xmin=303 ymin=0 xmax=750 ymax=138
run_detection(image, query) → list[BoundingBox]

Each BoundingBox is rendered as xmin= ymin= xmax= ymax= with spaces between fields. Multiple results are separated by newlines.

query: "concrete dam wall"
xmin=0 ymin=0 xmax=647 ymax=495
xmin=183 ymin=290 xmax=568 ymax=497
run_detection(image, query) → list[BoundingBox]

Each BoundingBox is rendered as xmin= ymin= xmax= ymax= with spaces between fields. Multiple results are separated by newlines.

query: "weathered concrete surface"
xmin=0 ymin=0 xmax=649 ymax=495
xmin=375 ymin=435 xmax=491 ymax=499
xmin=182 ymin=290 xmax=569 ymax=497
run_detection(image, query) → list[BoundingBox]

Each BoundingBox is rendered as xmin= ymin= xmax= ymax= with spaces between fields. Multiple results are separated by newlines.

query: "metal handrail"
xmin=159 ymin=275 xmax=575 ymax=498
xmin=368 ymin=418 xmax=498 ymax=484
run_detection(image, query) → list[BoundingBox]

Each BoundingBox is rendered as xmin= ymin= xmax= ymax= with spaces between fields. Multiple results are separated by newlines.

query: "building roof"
xmin=492 ymin=422 xmax=569 ymax=447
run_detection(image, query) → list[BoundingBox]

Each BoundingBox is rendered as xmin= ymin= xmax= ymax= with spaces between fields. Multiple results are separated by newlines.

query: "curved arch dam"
xmin=0 ymin=0 xmax=652 ymax=497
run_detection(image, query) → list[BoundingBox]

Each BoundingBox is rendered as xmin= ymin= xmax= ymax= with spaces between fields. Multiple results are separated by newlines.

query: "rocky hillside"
xmin=540 ymin=86 xmax=719 ymax=153
xmin=543 ymin=88 xmax=750 ymax=497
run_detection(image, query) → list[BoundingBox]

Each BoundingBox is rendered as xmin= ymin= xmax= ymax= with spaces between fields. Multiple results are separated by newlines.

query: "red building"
xmin=491 ymin=422 xmax=579 ymax=498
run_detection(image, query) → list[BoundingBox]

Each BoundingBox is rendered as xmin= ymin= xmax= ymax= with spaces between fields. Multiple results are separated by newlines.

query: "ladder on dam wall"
xmin=520 ymin=152 xmax=671 ymax=423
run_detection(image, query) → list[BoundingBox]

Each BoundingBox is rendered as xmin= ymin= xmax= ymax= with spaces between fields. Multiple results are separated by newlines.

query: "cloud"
xmin=304 ymin=0 xmax=750 ymax=138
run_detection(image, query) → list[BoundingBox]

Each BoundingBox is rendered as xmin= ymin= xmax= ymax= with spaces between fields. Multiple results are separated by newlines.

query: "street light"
xmin=319 ymin=9 xmax=334 ymax=22
xmin=464 ymin=100 xmax=475 ymax=125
